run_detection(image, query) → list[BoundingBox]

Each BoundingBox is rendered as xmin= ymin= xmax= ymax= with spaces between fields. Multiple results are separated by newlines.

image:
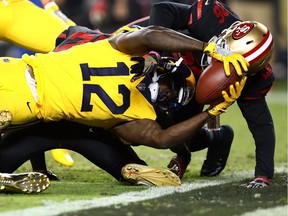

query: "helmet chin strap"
xmin=171 ymin=57 xmax=183 ymax=73
xmin=200 ymin=34 xmax=234 ymax=70
xmin=148 ymin=58 xmax=183 ymax=103
xmin=178 ymin=87 xmax=184 ymax=103
xmin=148 ymin=71 xmax=160 ymax=103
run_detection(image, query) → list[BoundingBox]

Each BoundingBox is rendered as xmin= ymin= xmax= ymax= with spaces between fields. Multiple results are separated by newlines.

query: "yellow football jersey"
xmin=0 ymin=57 xmax=39 ymax=128
xmin=22 ymin=39 xmax=156 ymax=129
xmin=0 ymin=0 xmax=71 ymax=53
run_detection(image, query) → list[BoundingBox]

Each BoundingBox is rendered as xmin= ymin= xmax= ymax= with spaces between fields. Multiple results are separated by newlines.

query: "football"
xmin=196 ymin=61 xmax=240 ymax=105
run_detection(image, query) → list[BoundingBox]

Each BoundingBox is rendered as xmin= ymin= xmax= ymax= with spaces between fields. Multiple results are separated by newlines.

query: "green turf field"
xmin=61 ymin=172 xmax=288 ymax=216
xmin=0 ymin=80 xmax=287 ymax=215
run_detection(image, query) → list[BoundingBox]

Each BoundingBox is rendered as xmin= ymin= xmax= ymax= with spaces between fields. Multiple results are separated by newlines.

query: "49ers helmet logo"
xmin=232 ymin=23 xmax=254 ymax=39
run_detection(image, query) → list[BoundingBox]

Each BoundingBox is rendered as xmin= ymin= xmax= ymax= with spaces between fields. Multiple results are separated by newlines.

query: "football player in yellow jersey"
xmin=0 ymin=0 xmax=76 ymax=168
xmin=0 ymin=24 xmax=248 ymax=149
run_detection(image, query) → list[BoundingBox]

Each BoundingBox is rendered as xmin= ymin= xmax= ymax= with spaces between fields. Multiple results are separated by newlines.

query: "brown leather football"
xmin=196 ymin=61 xmax=240 ymax=105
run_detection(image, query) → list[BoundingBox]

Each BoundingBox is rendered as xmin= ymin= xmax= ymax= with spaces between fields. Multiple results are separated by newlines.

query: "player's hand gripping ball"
xmin=196 ymin=61 xmax=241 ymax=105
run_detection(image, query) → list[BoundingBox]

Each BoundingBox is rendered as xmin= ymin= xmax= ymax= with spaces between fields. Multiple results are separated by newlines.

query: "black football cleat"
xmin=200 ymin=160 xmax=226 ymax=177
xmin=200 ymin=125 xmax=234 ymax=177
xmin=46 ymin=170 xmax=60 ymax=181
xmin=34 ymin=170 xmax=60 ymax=181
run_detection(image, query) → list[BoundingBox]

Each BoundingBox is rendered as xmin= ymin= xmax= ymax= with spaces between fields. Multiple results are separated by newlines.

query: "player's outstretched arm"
xmin=112 ymin=111 xmax=210 ymax=149
xmin=110 ymin=26 xmax=249 ymax=77
xmin=112 ymin=77 xmax=246 ymax=149
xmin=109 ymin=25 xmax=205 ymax=56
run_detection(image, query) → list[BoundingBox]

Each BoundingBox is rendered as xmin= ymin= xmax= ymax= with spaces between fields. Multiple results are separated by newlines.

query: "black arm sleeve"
xmin=149 ymin=1 xmax=240 ymax=41
xmin=149 ymin=2 xmax=192 ymax=30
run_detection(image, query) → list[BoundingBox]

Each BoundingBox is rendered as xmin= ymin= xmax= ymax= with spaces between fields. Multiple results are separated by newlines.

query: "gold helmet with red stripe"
xmin=216 ymin=21 xmax=274 ymax=75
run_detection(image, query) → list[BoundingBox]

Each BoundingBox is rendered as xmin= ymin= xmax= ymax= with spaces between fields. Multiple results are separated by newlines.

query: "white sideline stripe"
xmin=1 ymin=167 xmax=287 ymax=216
xmin=240 ymin=205 xmax=288 ymax=216
xmin=0 ymin=181 xmax=233 ymax=216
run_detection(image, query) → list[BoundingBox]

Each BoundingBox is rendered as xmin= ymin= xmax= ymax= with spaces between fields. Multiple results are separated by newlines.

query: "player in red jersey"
xmin=147 ymin=1 xmax=274 ymax=188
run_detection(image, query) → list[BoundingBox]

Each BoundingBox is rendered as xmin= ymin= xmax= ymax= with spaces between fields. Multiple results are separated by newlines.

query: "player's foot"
xmin=51 ymin=149 xmax=74 ymax=168
xmin=200 ymin=160 xmax=226 ymax=177
xmin=0 ymin=110 xmax=12 ymax=131
xmin=121 ymin=164 xmax=181 ymax=186
xmin=41 ymin=0 xmax=76 ymax=26
xmin=0 ymin=172 xmax=50 ymax=194
xmin=34 ymin=170 xmax=60 ymax=181
xmin=46 ymin=170 xmax=60 ymax=181
xmin=244 ymin=177 xmax=270 ymax=188
xmin=200 ymin=125 xmax=234 ymax=177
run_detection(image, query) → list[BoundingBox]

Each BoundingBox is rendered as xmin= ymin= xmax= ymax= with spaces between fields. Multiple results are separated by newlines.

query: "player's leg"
xmin=42 ymin=123 xmax=181 ymax=186
xmin=0 ymin=0 xmax=75 ymax=168
xmin=161 ymin=97 xmax=233 ymax=178
xmin=30 ymin=152 xmax=59 ymax=180
xmin=0 ymin=121 xmax=78 ymax=174
xmin=41 ymin=0 xmax=76 ymax=26
xmin=0 ymin=121 xmax=181 ymax=186
xmin=0 ymin=111 xmax=51 ymax=193
xmin=199 ymin=125 xmax=234 ymax=177
xmin=0 ymin=0 xmax=72 ymax=53
xmin=168 ymin=124 xmax=233 ymax=178
xmin=29 ymin=0 xmax=77 ymax=167
xmin=72 ymin=129 xmax=181 ymax=186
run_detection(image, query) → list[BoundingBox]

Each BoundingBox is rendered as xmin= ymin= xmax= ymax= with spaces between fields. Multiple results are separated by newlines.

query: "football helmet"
xmin=149 ymin=57 xmax=196 ymax=111
xmin=202 ymin=21 xmax=273 ymax=75
xmin=216 ymin=21 xmax=273 ymax=75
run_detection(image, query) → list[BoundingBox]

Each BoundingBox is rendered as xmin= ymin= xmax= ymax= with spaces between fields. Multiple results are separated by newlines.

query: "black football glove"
xmin=167 ymin=155 xmax=191 ymax=179
xmin=130 ymin=51 xmax=160 ymax=82
xmin=246 ymin=177 xmax=269 ymax=188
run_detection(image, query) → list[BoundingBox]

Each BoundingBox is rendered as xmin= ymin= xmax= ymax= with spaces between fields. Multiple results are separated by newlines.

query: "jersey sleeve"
xmin=54 ymin=26 xmax=110 ymax=52
xmin=149 ymin=2 xmax=192 ymax=30
xmin=149 ymin=1 xmax=241 ymax=41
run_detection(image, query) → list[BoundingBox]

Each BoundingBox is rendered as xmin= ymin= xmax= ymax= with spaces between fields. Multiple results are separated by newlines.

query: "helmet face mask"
xmin=149 ymin=57 xmax=196 ymax=111
xmin=202 ymin=21 xmax=274 ymax=75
